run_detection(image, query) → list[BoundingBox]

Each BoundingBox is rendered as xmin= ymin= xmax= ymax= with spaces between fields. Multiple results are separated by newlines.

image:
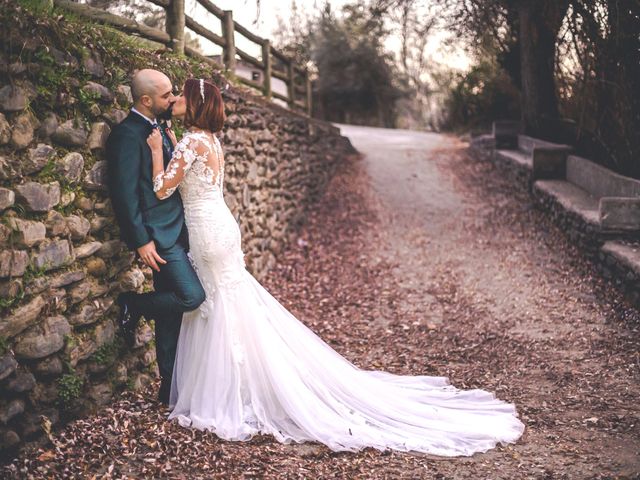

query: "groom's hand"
xmin=137 ymin=240 xmax=167 ymax=272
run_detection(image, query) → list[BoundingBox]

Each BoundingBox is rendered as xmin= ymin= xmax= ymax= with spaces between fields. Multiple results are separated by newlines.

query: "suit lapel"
xmin=125 ymin=111 xmax=174 ymax=169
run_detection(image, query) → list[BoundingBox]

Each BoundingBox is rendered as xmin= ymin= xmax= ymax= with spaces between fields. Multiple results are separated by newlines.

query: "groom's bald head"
xmin=130 ymin=69 xmax=174 ymax=119
xmin=131 ymin=69 xmax=172 ymax=103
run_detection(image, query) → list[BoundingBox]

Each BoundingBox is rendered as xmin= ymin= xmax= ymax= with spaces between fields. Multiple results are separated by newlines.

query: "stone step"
xmin=534 ymin=179 xmax=600 ymax=226
xmin=599 ymin=197 xmax=640 ymax=231
xmin=601 ymin=241 xmax=640 ymax=278
xmin=495 ymin=149 xmax=532 ymax=170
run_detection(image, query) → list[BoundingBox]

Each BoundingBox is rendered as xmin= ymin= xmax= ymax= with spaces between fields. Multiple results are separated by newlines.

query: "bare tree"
xmin=395 ymin=1 xmax=438 ymax=92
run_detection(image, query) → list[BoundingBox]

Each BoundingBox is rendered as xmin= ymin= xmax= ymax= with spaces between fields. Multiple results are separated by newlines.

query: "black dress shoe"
xmin=116 ymin=293 xmax=142 ymax=348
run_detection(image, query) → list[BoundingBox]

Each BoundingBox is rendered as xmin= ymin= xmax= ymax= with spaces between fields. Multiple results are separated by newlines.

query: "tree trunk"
xmin=498 ymin=4 xmax=521 ymax=90
xmin=598 ymin=0 xmax=640 ymax=176
xmin=517 ymin=0 xmax=568 ymax=134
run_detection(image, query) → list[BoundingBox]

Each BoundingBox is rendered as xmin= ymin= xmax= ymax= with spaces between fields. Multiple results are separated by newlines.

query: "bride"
xmin=146 ymin=78 xmax=525 ymax=456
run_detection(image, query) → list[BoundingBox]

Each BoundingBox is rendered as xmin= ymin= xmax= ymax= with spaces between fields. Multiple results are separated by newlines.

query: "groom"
xmin=105 ymin=69 xmax=205 ymax=405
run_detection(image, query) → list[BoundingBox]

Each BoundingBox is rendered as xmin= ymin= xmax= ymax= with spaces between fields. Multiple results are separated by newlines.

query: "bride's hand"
xmin=165 ymin=127 xmax=178 ymax=147
xmin=146 ymin=129 xmax=163 ymax=151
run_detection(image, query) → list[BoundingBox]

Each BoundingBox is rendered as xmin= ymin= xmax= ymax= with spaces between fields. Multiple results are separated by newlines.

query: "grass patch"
xmin=0 ymin=336 xmax=9 ymax=356
xmin=57 ymin=372 xmax=84 ymax=409
xmin=4 ymin=0 xmax=223 ymax=122
xmin=90 ymin=338 xmax=122 ymax=366
xmin=22 ymin=262 xmax=47 ymax=284
xmin=17 ymin=0 xmax=52 ymax=14
xmin=124 ymin=377 xmax=135 ymax=391
xmin=0 ymin=288 xmax=25 ymax=312
xmin=78 ymin=88 xmax=101 ymax=116
xmin=63 ymin=333 xmax=77 ymax=351
xmin=36 ymin=159 xmax=58 ymax=182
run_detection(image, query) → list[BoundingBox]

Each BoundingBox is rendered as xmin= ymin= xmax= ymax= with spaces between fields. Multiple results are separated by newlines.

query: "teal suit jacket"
xmin=106 ymin=112 xmax=186 ymax=251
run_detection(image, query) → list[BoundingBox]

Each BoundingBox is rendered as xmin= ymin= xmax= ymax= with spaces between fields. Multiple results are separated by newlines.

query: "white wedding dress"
xmin=153 ymin=130 xmax=525 ymax=456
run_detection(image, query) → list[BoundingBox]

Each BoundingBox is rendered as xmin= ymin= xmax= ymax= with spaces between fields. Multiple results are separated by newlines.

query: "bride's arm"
xmin=147 ymin=129 xmax=193 ymax=200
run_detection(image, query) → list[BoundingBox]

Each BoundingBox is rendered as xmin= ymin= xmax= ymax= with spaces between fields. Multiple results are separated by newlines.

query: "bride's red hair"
xmin=183 ymin=78 xmax=225 ymax=132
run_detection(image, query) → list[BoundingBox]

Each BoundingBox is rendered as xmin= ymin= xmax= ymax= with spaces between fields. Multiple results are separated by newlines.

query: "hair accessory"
xmin=199 ymin=79 xmax=205 ymax=102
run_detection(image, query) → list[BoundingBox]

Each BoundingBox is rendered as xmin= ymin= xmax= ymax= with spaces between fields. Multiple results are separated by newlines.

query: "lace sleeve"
xmin=153 ymin=135 xmax=197 ymax=200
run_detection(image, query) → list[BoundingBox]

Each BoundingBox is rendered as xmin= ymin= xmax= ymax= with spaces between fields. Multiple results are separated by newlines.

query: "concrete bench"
xmin=598 ymin=241 xmax=640 ymax=306
xmin=492 ymin=122 xmax=572 ymax=184
xmin=476 ymin=122 xmax=640 ymax=304
xmin=534 ymin=155 xmax=640 ymax=233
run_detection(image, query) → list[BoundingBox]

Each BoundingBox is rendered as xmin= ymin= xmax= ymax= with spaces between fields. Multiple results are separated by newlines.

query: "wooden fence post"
xmin=262 ymin=39 xmax=272 ymax=98
xmin=165 ymin=0 xmax=185 ymax=54
xmin=287 ymin=61 xmax=295 ymax=109
xmin=222 ymin=10 xmax=236 ymax=72
xmin=61 ymin=0 xmax=310 ymax=110
xmin=305 ymin=69 xmax=312 ymax=116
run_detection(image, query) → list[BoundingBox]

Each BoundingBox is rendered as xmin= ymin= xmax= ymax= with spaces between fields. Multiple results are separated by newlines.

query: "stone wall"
xmin=0 ymin=2 xmax=354 ymax=457
xmin=597 ymin=242 xmax=640 ymax=308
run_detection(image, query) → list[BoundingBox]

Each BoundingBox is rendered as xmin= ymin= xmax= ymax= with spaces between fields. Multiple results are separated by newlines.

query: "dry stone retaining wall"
xmin=0 ymin=11 xmax=353 ymax=456
xmin=598 ymin=242 xmax=640 ymax=307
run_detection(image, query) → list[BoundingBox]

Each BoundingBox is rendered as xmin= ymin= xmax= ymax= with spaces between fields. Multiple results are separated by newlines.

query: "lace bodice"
xmin=154 ymin=128 xmax=246 ymax=291
xmin=153 ymin=130 xmax=224 ymax=204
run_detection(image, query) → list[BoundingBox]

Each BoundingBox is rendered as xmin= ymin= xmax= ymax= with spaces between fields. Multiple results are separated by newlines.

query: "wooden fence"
xmin=53 ymin=0 xmax=312 ymax=115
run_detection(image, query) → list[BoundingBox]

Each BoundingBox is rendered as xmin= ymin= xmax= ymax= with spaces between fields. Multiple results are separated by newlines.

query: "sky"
xmin=183 ymin=0 xmax=472 ymax=71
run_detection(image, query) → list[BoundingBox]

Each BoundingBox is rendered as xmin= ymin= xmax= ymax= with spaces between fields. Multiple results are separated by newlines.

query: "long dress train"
xmin=153 ymin=130 xmax=525 ymax=456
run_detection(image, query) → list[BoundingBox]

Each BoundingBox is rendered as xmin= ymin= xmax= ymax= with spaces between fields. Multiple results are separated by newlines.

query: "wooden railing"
xmin=53 ymin=0 xmax=312 ymax=115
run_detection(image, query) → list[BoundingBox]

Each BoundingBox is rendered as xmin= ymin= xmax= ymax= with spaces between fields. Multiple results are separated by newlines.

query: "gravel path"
xmin=339 ymin=126 xmax=640 ymax=478
xmin=4 ymin=127 xmax=639 ymax=479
